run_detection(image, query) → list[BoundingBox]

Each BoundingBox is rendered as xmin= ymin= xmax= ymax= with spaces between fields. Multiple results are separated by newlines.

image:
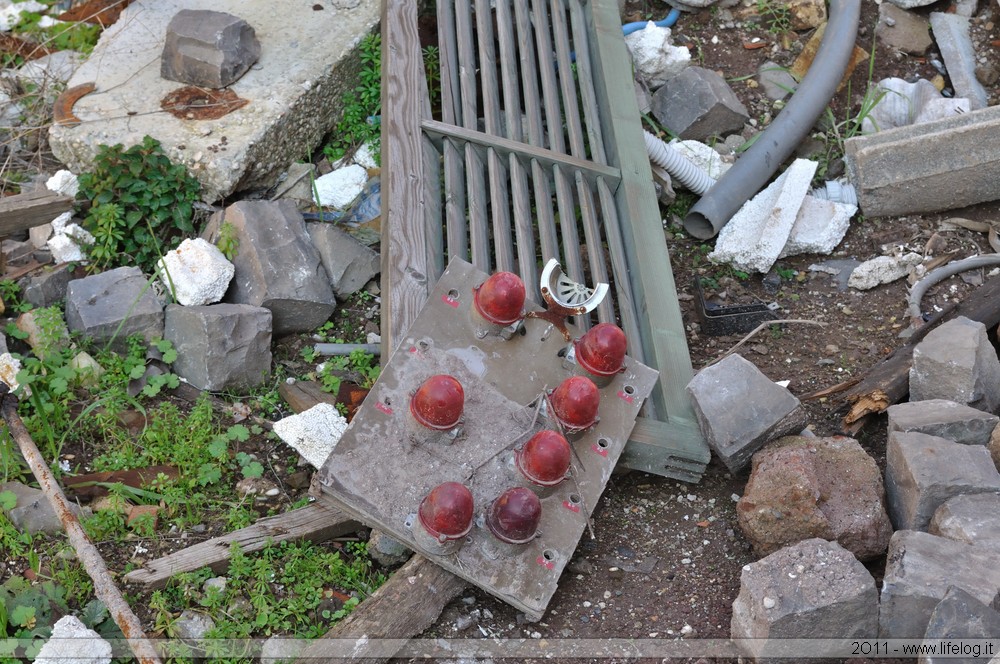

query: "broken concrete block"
xmin=624 ymin=23 xmax=691 ymax=89
xmin=848 ymin=252 xmax=922 ymax=290
xmin=650 ymin=66 xmax=749 ymax=141
xmin=845 ymin=104 xmax=1000 ymax=217
xmin=922 ymin=586 xmax=1000 ymax=663
xmin=862 ymin=78 xmax=969 ymax=134
xmin=45 ymin=170 xmax=79 ymax=198
xmin=875 ymin=4 xmax=932 ymax=55
xmin=880 ymin=530 xmax=1000 ymax=638
xmin=164 ymin=303 xmax=271 ymax=391
xmin=708 ymin=159 xmax=816 ymax=273
xmin=313 ymin=164 xmax=368 ymax=210
xmin=910 ymin=316 xmax=1000 ymax=413
xmin=19 ymin=264 xmax=72 ymax=309
xmin=273 ymin=402 xmax=349 ymax=469
xmin=929 ymin=493 xmax=1000 ymax=547
xmin=161 ymin=10 xmax=260 ymax=89
xmin=35 ymin=615 xmax=112 ymax=664
xmin=157 ymin=238 xmax=235 ymax=306
xmin=757 ymin=61 xmax=797 ymax=101
xmin=2 ymin=239 xmax=33 ymax=266
xmin=732 ymin=538 xmax=877 ymax=660
xmin=887 ymin=399 xmax=999 ymax=446
xmin=686 ymin=354 xmax=807 ymax=473
xmin=737 ymin=435 xmax=892 ymax=560
xmin=204 ymin=200 xmax=335 ymax=336
xmin=65 ymin=266 xmax=164 ymax=352
xmin=1 ymin=481 xmax=87 ymax=536
xmin=885 ymin=431 xmax=1000 ymax=531
xmin=779 ymin=195 xmax=855 ymax=258
xmin=307 ymin=223 xmax=380 ymax=299
xmin=930 ymin=13 xmax=988 ymax=111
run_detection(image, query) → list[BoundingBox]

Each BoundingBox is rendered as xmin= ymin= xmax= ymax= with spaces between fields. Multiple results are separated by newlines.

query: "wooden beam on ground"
xmin=294 ymin=554 xmax=466 ymax=664
xmin=122 ymin=504 xmax=359 ymax=590
xmin=0 ymin=189 xmax=73 ymax=236
xmin=839 ymin=273 xmax=1000 ymax=427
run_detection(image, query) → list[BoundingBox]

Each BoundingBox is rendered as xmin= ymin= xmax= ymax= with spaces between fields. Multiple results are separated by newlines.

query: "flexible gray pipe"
xmin=683 ymin=0 xmax=861 ymax=239
xmin=643 ymin=130 xmax=716 ymax=194
xmin=906 ymin=254 xmax=1000 ymax=327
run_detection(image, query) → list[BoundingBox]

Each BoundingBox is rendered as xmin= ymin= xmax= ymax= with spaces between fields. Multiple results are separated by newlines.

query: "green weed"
xmin=323 ymin=34 xmax=382 ymax=165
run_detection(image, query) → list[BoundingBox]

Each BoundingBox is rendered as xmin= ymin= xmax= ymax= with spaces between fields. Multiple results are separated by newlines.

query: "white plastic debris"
xmin=313 ymin=164 xmax=368 ymax=209
xmin=669 ymin=139 xmax=732 ymax=180
xmin=45 ymin=170 xmax=79 ymax=198
xmin=862 ymin=78 xmax=970 ymax=133
xmin=353 ymin=142 xmax=379 ymax=169
xmin=0 ymin=353 xmax=28 ymax=396
xmin=848 ymin=253 xmax=923 ymax=290
xmin=624 ymin=23 xmax=691 ymax=89
xmin=47 ymin=233 xmax=86 ymax=263
xmin=156 ymin=238 xmax=235 ymax=306
xmin=273 ymin=402 xmax=349 ymax=469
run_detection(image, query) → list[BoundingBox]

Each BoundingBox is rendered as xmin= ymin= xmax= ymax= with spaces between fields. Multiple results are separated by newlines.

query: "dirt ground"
xmin=389 ymin=1 xmax=1000 ymax=662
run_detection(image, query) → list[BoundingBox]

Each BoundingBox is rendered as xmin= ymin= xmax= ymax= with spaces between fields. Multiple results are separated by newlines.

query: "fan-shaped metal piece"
xmin=539 ymin=259 xmax=608 ymax=314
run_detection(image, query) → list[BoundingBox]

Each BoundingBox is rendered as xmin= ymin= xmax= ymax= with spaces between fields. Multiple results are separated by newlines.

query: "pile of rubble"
xmin=688 ymin=315 xmax=1000 ymax=655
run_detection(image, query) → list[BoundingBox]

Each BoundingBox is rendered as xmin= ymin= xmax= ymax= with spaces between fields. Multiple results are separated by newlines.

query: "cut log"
xmin=294 ymin=555 xmax=466 ymax=664
xmin=0 ymin=189 xmax=73 ymax=236
xmin=123 ymin=503 xmax=359 ymax=589
xmin=839 ymin=274 xmax=1000 ymax=427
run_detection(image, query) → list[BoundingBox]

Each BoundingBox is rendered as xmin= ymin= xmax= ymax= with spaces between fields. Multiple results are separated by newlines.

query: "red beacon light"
xmin=548 ymin=376 xmax=600 ymax=433
xmin=516 ymin=430 xmax=571 ymax=487
xmin=472 ymin=271 xmax=526 ymax=339
xmin=486 ymin=487 xmax=542 ymax=545
xmin=573 ymin=323 xmax=627 ymax=383
xmin=410 ymin=374 xmax=464 ymax=432
xmin=412 ymin=481 xmax=474 ymax=555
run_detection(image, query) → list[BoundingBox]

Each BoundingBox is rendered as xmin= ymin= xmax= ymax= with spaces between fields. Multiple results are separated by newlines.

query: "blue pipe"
xmin=622 ymin=8 xmax=682 ymax=36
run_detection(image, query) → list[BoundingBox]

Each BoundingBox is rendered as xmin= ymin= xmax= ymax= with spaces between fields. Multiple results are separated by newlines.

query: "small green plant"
xmin=78 ymin=136 xmax=201 ymax=274
xmin=323 ymin=34 xmax=382 ymax=164
xmin=14 ymin=10 xmax=102 ymax=55
xmin=423 ymin=44 xmax=441 ymax=114
xmin=215 ymin=221 xmax=240 ymax=261
xmin=0 ymin=280 xmax=30 ymax=314
xmin=756 ymin=0 xmax=792 ymax=35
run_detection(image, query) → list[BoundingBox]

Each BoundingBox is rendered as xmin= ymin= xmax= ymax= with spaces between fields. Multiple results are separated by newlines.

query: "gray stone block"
xmin=650 ymin=66 xmax=749 ymax=141
xmin=164 ymin=303 xmax=272 ymax=391
xmin=2 ymin=481 xmax=87 ymax=536
xmin=307 ymin=223 xmax=380 ymax=300
xmin=929 ymin=492 xmax=1000 ymax=547
xmin=732 ymin=538 xmax=877 ymax=661
xmin=845 ymin=104 xmax=1000 ymax=217
xmin=161 ymin=10 xmax=260 ymax=89
xmin=880 ymin=530 xmax=1000 ymax=638
xmin=876 ymin=4 xmax=932 ymax=55
xmin=367 ymin=529 xmax=411 ymax=568
xmin=687 ymin=353 xmax=807 ymax=473
xmin=204 ymin=200 xmax=335 ymax=336
xmin=757 ymin=61 xmax=797 ymax=101
xmin=2 ymin=239 xmax=33 ymax=266
xmin=921 ymin=587 xmax=1000 ymax=664
xmin=737 ymin=435 xmax=892 ymax=560
xmin=65 ymin=266 xmax=164 ymax=352
xmin=19 ymin=264 xmax=72 ymax=308
xmin=886 ymin=431 xmax=1000 ymax=531
xmin=930 ymin=13 xmax=988 ymax=110
xmin=887 ymin=399 xmax=999 ymax=446
xmin=909 ymin=317 xmax=1000 ymax=413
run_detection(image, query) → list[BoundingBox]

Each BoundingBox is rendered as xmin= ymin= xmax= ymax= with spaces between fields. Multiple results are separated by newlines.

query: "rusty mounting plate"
xmin=317 ymin=258 xmax=657 ymax=619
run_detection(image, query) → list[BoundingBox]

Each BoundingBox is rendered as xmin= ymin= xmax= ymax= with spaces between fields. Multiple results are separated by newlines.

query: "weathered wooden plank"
xmin=574 ymin=173 xmax=614 ymax=324
xmin=569 ymin=0 xmax=609 ymax=165
xmin=552 ymin=164 xmax=587 ymax=330
xmin=436 ymin=0 xmax=469 ymax=262
xmin=122 ymin=504 xmax=359 ymax=590
xmin=597 ymin=177 xmax=644 ymax=363
xmin=531 ymin=0 xmax=567 ymax=154
xmin=622 ymin=417 xmax=712 ymax=480
xmin=0 ymin=189 xmax=73 ymax=236
xmin=380 ymin=0 xmax=430 ymax=356
xmin=552 ymin=0 xmax=587 ymax=159
xmin=293 ymin=554 xmax=466 ymax=664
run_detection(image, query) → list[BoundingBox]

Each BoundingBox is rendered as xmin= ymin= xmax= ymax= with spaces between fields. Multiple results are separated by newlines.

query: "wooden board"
xmin=122 ymin=504 xmax=359 ymax=590
xmin=0 ymin=189 xmax=74 ymax=236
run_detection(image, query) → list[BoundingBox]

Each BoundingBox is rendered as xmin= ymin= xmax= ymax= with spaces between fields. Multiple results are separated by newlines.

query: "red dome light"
xmin=516 ymin=430 xmax=571 ymax=486
xmin=410 ymin=375 xmax=464 ymax=430
xmin=575 ymin=323 xmax=627 ymax=377
xmin=549 ymin=376 xmax=600 ymax=431
xmin=418 ymin=482 xmax=474 ymax=541
xmin=486 ymin=487 xmax=542 ymax=544
xmin=474 ymin=272 xmax=526 ymax=325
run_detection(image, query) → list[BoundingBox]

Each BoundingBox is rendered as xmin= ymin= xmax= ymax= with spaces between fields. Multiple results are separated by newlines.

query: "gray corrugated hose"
xmin=643 ymin=130 xmax=715 ymax=195
xmin=683 ymin=0 xmax=862 ymax=239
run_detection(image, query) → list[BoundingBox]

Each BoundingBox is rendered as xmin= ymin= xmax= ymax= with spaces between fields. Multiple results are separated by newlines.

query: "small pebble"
xmin=763 ymin=597 xmax=776 ymax=609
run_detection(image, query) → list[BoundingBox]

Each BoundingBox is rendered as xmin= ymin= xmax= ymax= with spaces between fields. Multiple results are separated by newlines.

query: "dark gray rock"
xmin=161 ymin=10 xmax=260 ymax=89
xmin=880 ymin=530 xmax=1000 ymax=638
xmin=367 ymin=529 xmax=411 ymax=568
xmin=876 ymin=4 xmax=932 ymax=55
xmin=757 ymin=61 xmax=797 ymax=101
xmin=930 ymin=13 xmax=988 ymax=110
xmin=650 ymin=66 xmax=749 ymax=141
xmin=732 ymin=538 xmax=877 ymax=661
xmin=1 ymin=481 xmax=87 ymax=536
xmin=2 ymin=239 xmax=33 ymax=266
xmin=886 ymin=431 xmax=1000 ymax=531
xmin=921 ymin=586 xmax=1000 ymax=664
xmin=909 ymin=316 xmax=1000 ymax=414
xmin=172 ymin=609 xmax=215 ymax=642
xmin=19 ymin=264 xmax=73 ymax=308
xmin=929 ymin=492 xmax=1000 ymax=547
xmin=737 ymin=435 xmax=892 ymax=560
xmin=65 ymin=266 xmax=164 ymax=353
xmin=204 ymin=200 xmax=335 ymax=336
xmin=687 ymin=353 xmax=807 ymax=473
xmin=165 ymin=303 xmax=271 ymax=392
xmin=887 ymin=399 xmax=999 ymax=446
xmin=307 ymin=223 xmax=380 ymax=300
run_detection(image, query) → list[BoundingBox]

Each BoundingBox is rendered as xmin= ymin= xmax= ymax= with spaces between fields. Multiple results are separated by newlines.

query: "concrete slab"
xmin=930 ymin=13 xmax=989 ymax=110
xmin=929 ymin=492 xmax=1000 ymax=547
xmin=887 ymin=399 xmax=999 ymax=446
xmin=48 ymin=0 xmax=380 ymax=202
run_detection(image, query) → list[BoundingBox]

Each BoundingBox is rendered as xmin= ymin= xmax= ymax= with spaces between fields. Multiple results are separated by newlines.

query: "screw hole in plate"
xmin=542 ymin=549 xmax=556 ymax=562
xmin=568 ymin=493 xmax=581 ymax=505
xmin=448 ymin=288 xmax=460 ymax=300
xmin=597 ymin=437 xmax=611 ymax=449
xmin=623 ymin=384 xmax=636 ymax=395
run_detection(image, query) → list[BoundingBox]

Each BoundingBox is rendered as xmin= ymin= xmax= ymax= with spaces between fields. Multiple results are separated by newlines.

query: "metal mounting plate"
xmin=317 ymin=258 xmax=657 ymax=619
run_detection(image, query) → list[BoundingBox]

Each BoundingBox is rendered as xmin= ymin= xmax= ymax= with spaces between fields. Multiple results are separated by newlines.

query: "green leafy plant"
xmin=423 ymin=44 xmax=441 ymax=114
xmin=323 ymin=34 xmax=382 ymax=164
xmin=78 ymin=136 xmax=201 ymax=274
xmin=14 ymin=9 xmax=102 ymax=55
xmin=215 ymin=221 xmax=240 ymax=261
xmin=0 ymin=280 xmax=31 ymax=314
xmin=755 ymin=0 xmax=792 ymax=35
